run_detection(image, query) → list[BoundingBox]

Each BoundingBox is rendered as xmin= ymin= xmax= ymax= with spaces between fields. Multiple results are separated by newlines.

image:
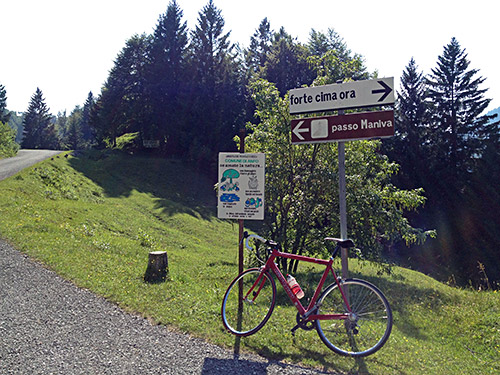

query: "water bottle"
xmin=286 ymin=274 xmax=304 ymax=299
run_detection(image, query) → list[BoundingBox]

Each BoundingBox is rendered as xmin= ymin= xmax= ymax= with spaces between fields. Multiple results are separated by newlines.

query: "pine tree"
xmin=188 ymin=0 xmax=243 ymax=168
xmin=22 ymin=88 xmax=57 ymax=149
xmin=81 ymin=92 xmax=95 ymax=147
xmin=384 ymin=58 xmax=429 ymax=189
xmin=426 ymin=38 xmax=492 ymax=185
xmin=92 ymin=34 xmax=152 ymax=147
xmin=65 ymin=107 xmax=83 ymax=150
xmin=245 ymin=18 xmax=272 ymax=75
xmin=0 ymin=84 xmax=10 ymax=123
xmin=264 ymin=27 xmax=315 ymax=95
xmin=148 ymin=0 xmax=189 ymax=155
xmin=424 ymin=38 xmax=498 ymax=286
xmin=190 ymin=0 xmax=233 ymax=86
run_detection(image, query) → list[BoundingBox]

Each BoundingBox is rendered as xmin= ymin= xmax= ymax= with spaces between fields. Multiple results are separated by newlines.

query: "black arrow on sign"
xmin=372 ymin=80 xmax=392 ymax=102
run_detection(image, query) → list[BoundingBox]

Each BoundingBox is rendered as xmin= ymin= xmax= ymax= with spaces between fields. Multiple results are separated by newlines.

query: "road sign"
xmin=289 ymin=77 xmax=394 ymax=114
xmin=218 ymin=153 xmax=265 ymax=220
xmin=291 ymin=110 xmax=394 ymax=144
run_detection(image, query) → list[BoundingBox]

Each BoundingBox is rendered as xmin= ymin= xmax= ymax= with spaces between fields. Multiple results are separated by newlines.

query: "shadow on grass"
xmin=68 ymin=150 xmax=217 ymax=220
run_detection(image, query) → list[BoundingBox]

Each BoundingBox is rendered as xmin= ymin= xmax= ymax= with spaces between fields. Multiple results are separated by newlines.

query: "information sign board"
xmin=217 ymin=153 xmax=265 ymax=220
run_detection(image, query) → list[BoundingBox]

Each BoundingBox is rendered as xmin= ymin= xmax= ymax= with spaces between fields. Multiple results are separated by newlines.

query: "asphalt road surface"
xmin=0 ymin=149 xmax=63 ymax=181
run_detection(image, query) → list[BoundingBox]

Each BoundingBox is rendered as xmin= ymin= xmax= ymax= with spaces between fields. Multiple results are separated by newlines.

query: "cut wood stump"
xmin=144 ymin=251 xmax=169 ymax=283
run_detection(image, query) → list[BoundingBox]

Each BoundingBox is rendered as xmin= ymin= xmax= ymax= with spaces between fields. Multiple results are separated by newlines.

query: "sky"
xmin=1 ymin=0 xmax=499 ymax=115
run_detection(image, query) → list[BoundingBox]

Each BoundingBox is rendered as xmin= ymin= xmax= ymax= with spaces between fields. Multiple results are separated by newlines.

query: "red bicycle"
xmin=221 ymin=232 xmax=393 ymax=357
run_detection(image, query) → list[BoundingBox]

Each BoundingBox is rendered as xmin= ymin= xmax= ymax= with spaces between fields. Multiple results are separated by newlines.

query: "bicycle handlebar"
xmin=243 ymin=231 xmax=267 ymax=251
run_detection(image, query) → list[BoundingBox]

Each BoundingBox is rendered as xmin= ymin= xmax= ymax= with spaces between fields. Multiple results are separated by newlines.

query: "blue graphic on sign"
xmin=220 ymin=193 xmax=240 ymax=203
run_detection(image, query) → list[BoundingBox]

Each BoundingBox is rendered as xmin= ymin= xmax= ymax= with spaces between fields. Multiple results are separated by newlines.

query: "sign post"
xmin=289 ymin=78 xmax=395 ymax=279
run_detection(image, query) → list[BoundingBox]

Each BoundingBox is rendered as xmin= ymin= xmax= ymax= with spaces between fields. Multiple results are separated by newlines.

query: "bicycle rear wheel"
xmin=221 ymin=268 xmax=276 ymax=337
xmin=315 ymin=278 xmax=392 ymax=357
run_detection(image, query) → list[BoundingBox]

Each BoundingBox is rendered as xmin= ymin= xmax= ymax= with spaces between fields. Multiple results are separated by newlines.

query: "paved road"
xmin=0 ymin=240 xmax=337 ymax=374
xmin=0 ymin=149 xmax=62 ymax=181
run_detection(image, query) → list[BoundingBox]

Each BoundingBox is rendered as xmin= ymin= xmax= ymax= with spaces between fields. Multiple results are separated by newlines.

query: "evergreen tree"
xmin=65 ymin=107 xmax=83 ymax=150
xmin=245 ymin=18 xmax=272 ymax=75
xmin=148 ymin=0 xmax=189 ymax=155
xmin=422 ymin=38 xmax=498 ymax=287
xmin=0 ymin=84 xmax=10 ymax=123
xmin=22 ymin=88 xmax=57 ymax=149
xmin=81 ymin=92 xmax=95 ymax=148
xmin=188 ymin=0 xmax=244 ymax=169
xmin=91 ymin=34 xmax=152 ymax=147
xmin=384 ymin=58 xmax=429 ymax=189
xmin=264 ymin=27 xmax=315 ymax=95
xmin=426 ymin=38 xmax=492 ymax=188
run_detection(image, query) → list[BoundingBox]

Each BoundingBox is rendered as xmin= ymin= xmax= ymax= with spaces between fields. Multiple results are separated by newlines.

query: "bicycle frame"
xmin=245 ymin=246 xmax=352 ymax=322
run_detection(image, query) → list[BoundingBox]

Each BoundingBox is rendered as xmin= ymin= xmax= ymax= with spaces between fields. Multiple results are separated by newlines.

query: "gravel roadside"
xmin=0 ymin=239 xmax=338 ymax=375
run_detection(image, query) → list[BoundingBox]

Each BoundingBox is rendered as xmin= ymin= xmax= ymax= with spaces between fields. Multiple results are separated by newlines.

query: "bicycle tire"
xmin=221 ymin=268 xmax=276 ymax=337
xmin=315 ymin=278 xmax=392 ymax=357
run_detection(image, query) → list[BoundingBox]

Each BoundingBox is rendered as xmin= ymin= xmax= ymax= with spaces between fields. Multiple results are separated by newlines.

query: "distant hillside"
xmin=487 ymin=106 xmax=500 ymax=122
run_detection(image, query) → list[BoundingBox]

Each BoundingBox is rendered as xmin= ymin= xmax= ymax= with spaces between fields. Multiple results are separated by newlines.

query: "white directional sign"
xmin=289 ymin=77 xmax=394 ymax=114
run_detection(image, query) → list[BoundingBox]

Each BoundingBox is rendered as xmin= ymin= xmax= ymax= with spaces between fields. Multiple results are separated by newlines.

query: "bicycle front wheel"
xmin=221 ymin=268 xmax=276 ymax=337
xmin=315 ymin=278 xmax=392 ymax=357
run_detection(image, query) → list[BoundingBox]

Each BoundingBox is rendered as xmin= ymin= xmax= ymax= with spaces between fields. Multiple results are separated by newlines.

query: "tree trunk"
xmin=144 ymin=251 xmax=169 ymax=283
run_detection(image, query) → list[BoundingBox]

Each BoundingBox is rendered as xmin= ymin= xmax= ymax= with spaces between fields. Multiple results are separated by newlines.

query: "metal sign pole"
xmin=338 ymin=111 xmax=349 ymax=280
xmin=238 ymin=129 xmax=246 ymax=277
xmin=238 ymin=129 xmax=246 ymax=314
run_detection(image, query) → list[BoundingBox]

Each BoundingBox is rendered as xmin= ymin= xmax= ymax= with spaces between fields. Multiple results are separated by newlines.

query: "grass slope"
xmin=0 ymin=150 xmax=498 ymax=374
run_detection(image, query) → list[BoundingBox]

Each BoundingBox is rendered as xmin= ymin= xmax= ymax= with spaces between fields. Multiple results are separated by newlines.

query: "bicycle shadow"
xmin=201 ymin=336 xmax=344 ymax=375
xmin=201 ymin=348 xmax=340 ymax=375
xmin=201 ymin=357 xmax=267 ymax=374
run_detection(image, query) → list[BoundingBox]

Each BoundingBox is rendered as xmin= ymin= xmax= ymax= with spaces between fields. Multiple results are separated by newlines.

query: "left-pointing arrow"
xmin=292 ymin=120 xmax=308 ymax=140
xmin=371 ymin=80 xmax=393 ymax=102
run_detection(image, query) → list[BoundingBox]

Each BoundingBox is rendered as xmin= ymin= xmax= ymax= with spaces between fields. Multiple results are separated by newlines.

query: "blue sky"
xmin=1 ymin=0 xmax=498 ymax=114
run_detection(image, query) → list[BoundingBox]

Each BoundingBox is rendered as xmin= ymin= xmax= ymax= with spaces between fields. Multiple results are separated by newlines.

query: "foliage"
xmin=245 ymin=17 xmax=272 ymax=75
xmin=245 ymin=78 xmax=432 ymax=273
xmin=7 ymin=111 xmax=23 ymax=144
xmin=146 ymin=0 xmax=189 ymax=155
xmin=0 ymin=121 xmax=19 ymax=158
xmin=0 ymin=83 xmax=10 ymax=123
xmin=426 ymin=37 xmax=494 ymax=186
xmin=187 ymin=0 xmax=245 ymax=169
xmin=307 ymin=28 xmax=369 ymax=84
xmin=261 ymin=27 xmax=316 ymax=96
xmin=90 ymin=34 xmax=153 ymax=148
xmin=384 ymin=58 xmax=429 ymax=189
xmin=0 ymin=84 xmax=20 ymax=157
xmin=21 ymin=88 xmax=58 ymax=149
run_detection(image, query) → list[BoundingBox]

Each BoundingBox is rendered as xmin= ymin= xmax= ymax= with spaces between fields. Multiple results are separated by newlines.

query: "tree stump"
xmin=144 ymin=251 xmax=169 ymax=283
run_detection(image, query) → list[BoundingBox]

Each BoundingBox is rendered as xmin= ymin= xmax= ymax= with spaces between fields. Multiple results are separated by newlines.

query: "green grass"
xmin=0 ymin=150 xmax=498 ymax=374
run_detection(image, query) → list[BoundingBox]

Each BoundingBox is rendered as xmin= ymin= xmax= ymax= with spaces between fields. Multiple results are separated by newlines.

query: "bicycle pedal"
xmin=291 ymin=324 xmax=300 ymax=336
